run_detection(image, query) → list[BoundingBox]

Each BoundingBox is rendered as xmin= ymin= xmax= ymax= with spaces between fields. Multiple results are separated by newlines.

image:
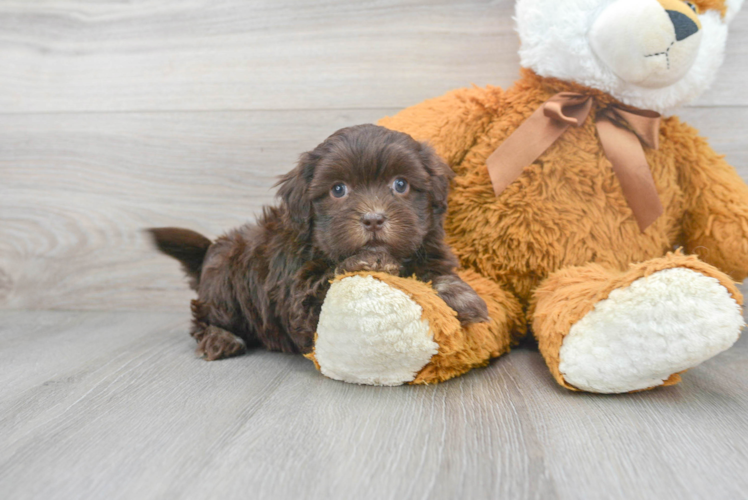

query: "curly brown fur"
xmin=149 ymin=124 xmax=488 ymax=360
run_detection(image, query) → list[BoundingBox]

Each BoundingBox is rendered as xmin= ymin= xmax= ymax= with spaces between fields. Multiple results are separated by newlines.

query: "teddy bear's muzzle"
xmin=589 ymin=0 xmax=702 ymax=89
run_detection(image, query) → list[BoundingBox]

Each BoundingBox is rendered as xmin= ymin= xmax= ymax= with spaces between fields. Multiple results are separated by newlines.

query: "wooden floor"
xmin=1 ymin=309 xmax=747 ymax=500
xmin=2 ymin=1 xmax=748 ymax=498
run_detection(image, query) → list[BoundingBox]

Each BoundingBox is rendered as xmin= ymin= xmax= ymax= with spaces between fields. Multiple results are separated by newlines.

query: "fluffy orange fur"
xmin=305 ymin=270 xmax=524 ymax=384
xmin=379 ymin=69 xmax=748 ymax=388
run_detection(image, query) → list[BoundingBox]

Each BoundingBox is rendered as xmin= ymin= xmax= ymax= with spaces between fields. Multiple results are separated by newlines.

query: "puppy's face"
xmin=277 ymin=124 xmax=453 ymax=261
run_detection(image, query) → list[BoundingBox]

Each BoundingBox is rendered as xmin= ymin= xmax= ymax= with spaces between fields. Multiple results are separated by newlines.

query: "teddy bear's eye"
xmin=685 ymin=1 xmax=698 ymax=13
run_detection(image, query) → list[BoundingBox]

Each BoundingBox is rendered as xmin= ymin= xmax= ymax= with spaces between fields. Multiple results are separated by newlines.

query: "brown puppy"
xmin=150 ymin=124 xmax=488 ymax=361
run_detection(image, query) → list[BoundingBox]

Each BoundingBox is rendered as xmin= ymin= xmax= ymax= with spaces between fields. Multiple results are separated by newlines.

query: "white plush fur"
xmin=558 ymin=268 xmax=744 ymax=393
xmin=725 ymin=0 xmax=745 ymax=22
xmin=516 ymin=0 xmax=736 ymax=113
xmin=314 ymin=276 xmax=439 ymax=386
xmin=588 ymin=0 xmax=703 ymax=89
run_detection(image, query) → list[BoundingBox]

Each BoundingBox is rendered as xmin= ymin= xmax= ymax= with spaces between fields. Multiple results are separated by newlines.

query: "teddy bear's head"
xmin=516 ymin=0 xmax=743 ymax=112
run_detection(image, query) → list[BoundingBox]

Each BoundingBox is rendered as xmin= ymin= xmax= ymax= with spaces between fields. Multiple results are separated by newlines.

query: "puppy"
xmin=149 ymin=124 xmax=488 ymax=361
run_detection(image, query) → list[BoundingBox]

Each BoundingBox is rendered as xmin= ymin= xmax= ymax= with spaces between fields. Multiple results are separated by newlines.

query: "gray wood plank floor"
xmin=1 ymin=310 xmax=747 ymax=500
xmin=2 ymin=1 xmax=748 ymax=498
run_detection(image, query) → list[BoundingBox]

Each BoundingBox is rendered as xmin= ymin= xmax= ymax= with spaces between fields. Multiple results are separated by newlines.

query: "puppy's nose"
xmin=667 ymin=10 xmax=699 ymax=41
xmin=361 ymin=212 xmax=387 ymax=232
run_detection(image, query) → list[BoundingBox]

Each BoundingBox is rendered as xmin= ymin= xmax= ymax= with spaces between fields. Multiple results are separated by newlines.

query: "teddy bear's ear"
xmin=725 ymin=0 xmax=744 ymax=23
xmin=419 ymin=142 xmax=455 ymax=215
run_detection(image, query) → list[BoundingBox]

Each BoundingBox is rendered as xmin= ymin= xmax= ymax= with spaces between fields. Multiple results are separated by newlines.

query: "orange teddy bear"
xmin=309 ymin=0 xmax=745 ymax=392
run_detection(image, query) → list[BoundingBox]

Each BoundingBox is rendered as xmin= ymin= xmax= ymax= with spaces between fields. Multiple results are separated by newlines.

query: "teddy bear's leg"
xmin=307 ymin=269 xmax=524 ymax=386
xmin=411 ymin=269 xmax=525 ymax=384
xmin=531 ymin=252 xmax=745 ymax=393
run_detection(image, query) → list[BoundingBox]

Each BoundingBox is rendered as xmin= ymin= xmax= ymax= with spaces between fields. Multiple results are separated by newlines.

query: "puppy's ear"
xmin=419 ymin=143 xmax=455 ymax=215
xmin=276 ymin=151 xmax=317 ymax=236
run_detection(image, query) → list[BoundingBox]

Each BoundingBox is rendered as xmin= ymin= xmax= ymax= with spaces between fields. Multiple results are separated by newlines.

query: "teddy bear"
xmin=306 ymin=0 xmax=747 ymax=392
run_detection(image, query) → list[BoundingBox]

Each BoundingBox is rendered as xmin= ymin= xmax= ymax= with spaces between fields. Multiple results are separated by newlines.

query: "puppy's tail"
xmin=147 ymin=227 xmax=212 ymax=291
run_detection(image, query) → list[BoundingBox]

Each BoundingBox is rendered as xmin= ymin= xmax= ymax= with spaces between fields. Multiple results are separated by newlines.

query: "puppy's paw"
xmin=433 ymin=275 xmax=490 ymax=325
xmin=336 ymin=251 xmax=402 ymax=276
xmin=195 ymin=326 xmax=247 ymax=361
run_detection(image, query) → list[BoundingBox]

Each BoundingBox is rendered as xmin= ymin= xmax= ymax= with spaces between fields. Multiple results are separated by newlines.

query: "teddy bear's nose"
xmin=667 ymin=10 xmax=699 ymax=41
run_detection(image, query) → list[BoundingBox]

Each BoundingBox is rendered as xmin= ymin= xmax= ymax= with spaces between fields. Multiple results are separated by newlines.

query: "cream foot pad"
xmin=559 ymin=268 xmax=744 ymax=393
xmin=314 ymin=275 xmax=439 ymax=386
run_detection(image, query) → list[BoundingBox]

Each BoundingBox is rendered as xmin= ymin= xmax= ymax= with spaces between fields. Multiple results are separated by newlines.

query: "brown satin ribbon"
xmin=486 ymin=92 xmax=664 ymax=232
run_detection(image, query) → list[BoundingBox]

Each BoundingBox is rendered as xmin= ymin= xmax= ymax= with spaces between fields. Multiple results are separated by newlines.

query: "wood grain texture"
xmin=0 ymin=0 xmax=519 ymax=113
xmin=1 ymin=107 xmax=747 ymax=311
xmin=0 ymin=108 xmax=395 ymax=310
xmin=0 ymin=0 xmax=746 ymax=311
xmin=0 ymin=310 xmax=746 ymax=500
xmin=0 ymin=1 xmax=744 ymax=114
xmin=2 ymin=2 xmax=747 ymax=499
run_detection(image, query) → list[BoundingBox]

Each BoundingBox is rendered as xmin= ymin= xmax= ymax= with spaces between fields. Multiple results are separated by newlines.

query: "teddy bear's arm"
xmin=672 ymin=119 xmax=748 ymax=282
xmin=378 ymin=86 xmax=501 ymax=168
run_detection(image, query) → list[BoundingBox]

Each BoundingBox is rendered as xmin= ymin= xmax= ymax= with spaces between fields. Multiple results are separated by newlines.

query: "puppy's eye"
xmin=392 ymin=178 xmax=409 ymax=195
xmin=330 ymin=183 xmax=348 ymax=199
xmin=685 ymin=1 xmax=697 ymax=12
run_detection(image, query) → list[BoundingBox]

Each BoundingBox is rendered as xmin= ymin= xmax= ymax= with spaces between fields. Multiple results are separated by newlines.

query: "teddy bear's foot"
xmin=533 ymin=253 xmax=744 ymax=393
xmin=308 ymin=270 xmax=523 ymax=385
xmin=560 ymin=267 xmax=743 ymax=393
xmin=313 ymin=274 xmax=439 ymax=386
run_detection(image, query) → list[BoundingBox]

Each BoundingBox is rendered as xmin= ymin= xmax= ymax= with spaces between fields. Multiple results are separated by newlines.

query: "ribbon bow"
xmin=485 ymin=92 xmax=664 ymax=232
